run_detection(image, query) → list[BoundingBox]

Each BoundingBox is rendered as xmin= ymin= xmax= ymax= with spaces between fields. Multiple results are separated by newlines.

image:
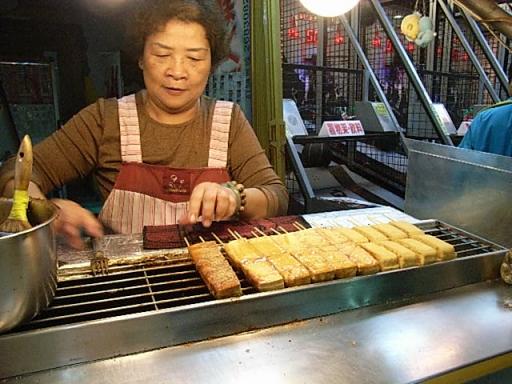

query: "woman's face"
xmin=140 ymin=19 xmax=212 ymax=122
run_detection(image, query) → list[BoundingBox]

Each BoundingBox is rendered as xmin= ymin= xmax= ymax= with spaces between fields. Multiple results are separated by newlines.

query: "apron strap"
xmin=117 ymin=95 xmax=234 ymax=167
xmin=118 ymin=94 xmax=143 ymax=163
xmin=208 ymin=100 xmax=234 ymax=168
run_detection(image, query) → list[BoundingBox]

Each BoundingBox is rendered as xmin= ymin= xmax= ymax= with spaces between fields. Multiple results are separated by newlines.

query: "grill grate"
xmin=12 ymin=222 xmax=501 ymax=334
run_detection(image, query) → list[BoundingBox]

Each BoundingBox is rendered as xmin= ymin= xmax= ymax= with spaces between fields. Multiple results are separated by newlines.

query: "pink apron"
xmin=98 ymin=94 xmax=233 ymax=234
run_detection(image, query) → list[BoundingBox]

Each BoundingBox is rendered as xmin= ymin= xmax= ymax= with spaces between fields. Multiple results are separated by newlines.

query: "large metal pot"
xmin=0 ymin=198 xmax=58 ymax=333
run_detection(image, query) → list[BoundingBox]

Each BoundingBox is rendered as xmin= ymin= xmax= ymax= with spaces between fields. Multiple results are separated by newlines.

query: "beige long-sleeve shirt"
xmin=0 ymin=91 xmax=288 ymax=217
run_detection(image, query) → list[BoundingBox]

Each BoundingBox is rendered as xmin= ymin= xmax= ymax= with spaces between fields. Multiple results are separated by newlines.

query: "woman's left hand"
xmin=179 ymin=182 xmax=238 ymax=227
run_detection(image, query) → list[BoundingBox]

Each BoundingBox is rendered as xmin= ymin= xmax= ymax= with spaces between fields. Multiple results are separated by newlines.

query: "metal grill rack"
xmin=9 ymin=220 xmax=504 ymax=335
xmin=17 ymin=257 xmax=255 ymax=332
xmin=1 ymin=220 xmax=507 ymax=379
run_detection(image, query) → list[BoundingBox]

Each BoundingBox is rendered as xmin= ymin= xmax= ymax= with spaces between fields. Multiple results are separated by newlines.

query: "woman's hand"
xmin=179 ymin=182 xmax=238 ymax=227
xmin=51 ymin=198 xmax=104 ymax=249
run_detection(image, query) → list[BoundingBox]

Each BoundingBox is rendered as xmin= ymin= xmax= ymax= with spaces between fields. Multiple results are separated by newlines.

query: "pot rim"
xmin=0 ymin=197 xmax=59 ymax=239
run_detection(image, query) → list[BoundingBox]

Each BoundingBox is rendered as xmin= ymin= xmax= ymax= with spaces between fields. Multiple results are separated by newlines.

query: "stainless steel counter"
xmin=3 ymin=280 xmax=511 ymax=384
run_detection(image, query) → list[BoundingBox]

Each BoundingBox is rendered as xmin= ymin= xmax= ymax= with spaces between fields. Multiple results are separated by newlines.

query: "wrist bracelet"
xmin=222 ymin=181 xmax=246 ymax=217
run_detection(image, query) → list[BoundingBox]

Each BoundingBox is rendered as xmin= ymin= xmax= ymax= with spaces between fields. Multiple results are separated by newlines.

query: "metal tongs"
xmin=90 ymin=237 xmax=110 ymax=276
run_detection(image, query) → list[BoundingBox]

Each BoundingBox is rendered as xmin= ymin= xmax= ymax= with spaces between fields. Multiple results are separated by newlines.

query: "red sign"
xmin=320 ymin=121 xmax=365 ymax=137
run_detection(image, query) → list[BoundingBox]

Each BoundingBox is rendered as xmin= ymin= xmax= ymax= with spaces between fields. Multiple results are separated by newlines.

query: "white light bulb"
xmin=299 ymin=0 xmax=360 ymax=17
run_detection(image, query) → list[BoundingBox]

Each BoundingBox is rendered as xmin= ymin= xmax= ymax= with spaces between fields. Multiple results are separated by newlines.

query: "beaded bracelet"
xmin=222 ymin=181 xmax=246 ymax=218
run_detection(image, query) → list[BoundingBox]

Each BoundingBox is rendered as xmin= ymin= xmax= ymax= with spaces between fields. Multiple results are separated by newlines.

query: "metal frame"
xmin=461 ymin=9 xmax=511 ymax=98
xmin=368 ymin=0 xmax=454 ymax=146
xmin=338 ymin=15 xmax=402 ymax=134
xmin=437 ymin=0 xmax=501 ymax=103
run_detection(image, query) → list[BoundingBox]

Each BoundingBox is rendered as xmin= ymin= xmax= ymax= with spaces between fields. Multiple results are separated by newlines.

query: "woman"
xmin=0 ymin=0 xmax=288 ymax=249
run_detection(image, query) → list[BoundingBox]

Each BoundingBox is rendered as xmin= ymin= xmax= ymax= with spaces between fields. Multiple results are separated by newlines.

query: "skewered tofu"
xmin=223 ymin=238 xmax=261 ymax=268
xmin=287 ymin=228 xmax=328 ymax=246
xmin=242 ymin=258 xmax=285 ymax=291
xmin=188 ymin=242 xmax=242 ymax=299
xmin=331 ymin=227 xmax=369 ymax=243
xmin=389 ymin=221 xmax=424 ymax=236
xmin=414 ymin=235 xmax=456 ymax=261
xmin=248 ymin=236 xmax=311 ymax=287
xmin=224 ymin=238 xmax=284 ymax=291
xmin=360 ymin=243 xmax=400 ymax=271
xmin=378 ymin=240 xmax=420 ymax=268
xmin=371 ymin=224 xmax=408 ymax=240
xmin=315 ymin=228 xmax=350 ymax=245
xmin=353 ymin=226 xmax=389 ymax=242
xmin=397 ymin=238 xmax=437 ymax=265
xmin=318 ymin=245 xmax=357 ymax=278
xmin=337 ymin=242 xmax=380 ymax=275
xmin=271 ymin=234 xmax=336 ymax=282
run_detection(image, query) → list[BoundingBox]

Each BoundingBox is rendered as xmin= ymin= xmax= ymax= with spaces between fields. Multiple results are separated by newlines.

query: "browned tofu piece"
xmin=413 ymin=235 xmax=456 ymax=261
xmin=397 ymin=238 xmax=437 ymax=265
xmin=223 ymin=238 xmax=284 ymax=291
xmin=223 ymin=238 xmax=261 ymax=268
xmin=360 ymin=242 xmax=400 ymax=271
xmin=287 ymin=228 xmax=328 ymax=246
xmin=371 ymin=224 xmax=408 ymax=240
xmin=242 ymin=259 xmax=285 ymax=291
xmin=319 ymin=245 xmax=357 ymax=278
xmin=337 ymin=242 xmax=380 ymax=275
xmin=188 ymin=242 xmax=241 ymax=299
xmin=269 ymin=253 xmax=311 ymax=286
xmin=248 ymin=236 xmax=311 ymax=287
xmin=290 ymin=248 xmax=336 ymax=282
xmin=378 ymin=240 xmax=420 ymax=268
xmin=331 ymin=227 xmax=369 ymax=243
xmin=389 ymin=221 xmax=424 ymax=236
xmin=353 ymin=226 xmax=388 ymax=242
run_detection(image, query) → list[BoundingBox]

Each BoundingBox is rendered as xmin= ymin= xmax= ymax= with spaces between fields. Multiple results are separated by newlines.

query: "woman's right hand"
xmin=51 ymin=198 xmax=104 ymax=249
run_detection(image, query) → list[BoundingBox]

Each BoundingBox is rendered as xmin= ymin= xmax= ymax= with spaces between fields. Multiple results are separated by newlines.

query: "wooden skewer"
xmin=183 ymin=237 xmax=191 ymax=247
xmin=270 ymin=228 xmax=282 ymax=235
xmin=227 ymin=228 xmax=240 ymax=240
xmin=251 ymin=231 xmax=260 ymax=238
xmin=211 ymin=232 xmax=225 ymax=245
xmin=254 ymin=227 xmax=267 ymax=236
xmin=292 ymin=222 xmax=307 ymax=231
xmin=198 ymin=236 xmax=206 ymax=243
xmin=278 ymin=225 xmax=289 ymax=233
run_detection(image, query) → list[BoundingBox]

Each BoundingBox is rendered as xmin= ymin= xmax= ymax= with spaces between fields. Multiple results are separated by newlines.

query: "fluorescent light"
xmin=299 ymin=0 xmax=360 ymax=17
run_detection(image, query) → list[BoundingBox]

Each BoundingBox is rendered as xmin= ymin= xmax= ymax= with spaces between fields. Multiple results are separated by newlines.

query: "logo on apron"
xmin=163 ymin=171 xmax=191 ymax=194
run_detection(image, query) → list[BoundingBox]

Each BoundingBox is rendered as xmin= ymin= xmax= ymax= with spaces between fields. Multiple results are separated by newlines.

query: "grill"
xmin=0 ymin=220 xmax=507 ymax=379
xmin=17 ymin=258 xmax=255 ymax=332
xmin=13 ymin=221 xmax=502 ymax=333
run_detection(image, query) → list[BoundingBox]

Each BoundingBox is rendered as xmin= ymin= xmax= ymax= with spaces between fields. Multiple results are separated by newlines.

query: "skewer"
xmin=253 ymin=227 xmax=267 ymax=236
xmin=278 ymin=225 xmax=289 ymax=233
xmin=183 ymin=237 xmax=191 ymax=247
xmin=293 ymin=222 xmax=307 ymax=231
xmin=211 ymin=232 xmax=225 ymax=245
xmin=270 ymin=228 xmax=282 ymax=235
xmin=227 ymin=228 xmax=240 ymax=240
xmin=198 ymin=236 xmax=206 ymax=243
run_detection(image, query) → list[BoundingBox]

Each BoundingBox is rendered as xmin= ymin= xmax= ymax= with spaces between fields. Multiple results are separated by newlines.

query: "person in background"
xmin=459 ymin=75 xmax=512 ymax=157
xmin=0 ymin=0 xmax=288 ymax=249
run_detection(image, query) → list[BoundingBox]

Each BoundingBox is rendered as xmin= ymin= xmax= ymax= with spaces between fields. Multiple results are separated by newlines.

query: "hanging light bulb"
xmin=299 ymin=0 xmax=360 ymax=17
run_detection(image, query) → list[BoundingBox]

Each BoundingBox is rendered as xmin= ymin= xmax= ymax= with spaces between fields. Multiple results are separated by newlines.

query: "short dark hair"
xmin=126 ymin=0 xmax=229 ymax=71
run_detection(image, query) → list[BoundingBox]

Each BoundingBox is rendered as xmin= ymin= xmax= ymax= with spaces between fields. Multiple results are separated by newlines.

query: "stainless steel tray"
xmin=0 ymin=220 xmax=507 ymax=379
